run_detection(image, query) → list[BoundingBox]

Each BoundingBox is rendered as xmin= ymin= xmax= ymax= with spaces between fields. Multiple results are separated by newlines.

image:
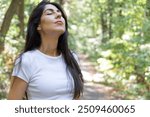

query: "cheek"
xmin=41 ymin=18 xmax=52 ymax=25
xmin=40 ymin=21 xmax=53 ymax=31
xmin=40 ymin=16 xmax=53 ymax=25
xmin=62 ymin=19 xmax=66 ymax=29
xmin=62 ymin=18 xmax=65 ymax=24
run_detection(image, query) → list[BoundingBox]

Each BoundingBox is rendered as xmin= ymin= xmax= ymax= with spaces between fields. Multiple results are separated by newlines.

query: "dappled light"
xmin=1 ymin=0 xmax=150 ymax=100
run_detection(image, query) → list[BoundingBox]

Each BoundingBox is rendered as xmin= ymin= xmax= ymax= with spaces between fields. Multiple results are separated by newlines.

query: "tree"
xmin=0 ymin=0 xmax=24 ymax=53
xmin=143 ymin=0 xmax=150 ymax=43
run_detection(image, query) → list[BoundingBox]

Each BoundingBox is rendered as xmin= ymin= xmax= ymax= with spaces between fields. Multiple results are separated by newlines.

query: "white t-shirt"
xmin=12 ymin=49 xmax=78 ymax=100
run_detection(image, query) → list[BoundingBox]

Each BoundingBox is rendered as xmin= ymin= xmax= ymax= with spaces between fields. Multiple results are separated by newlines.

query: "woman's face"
xmin=37 ymin=4 xmax=66 ymax=35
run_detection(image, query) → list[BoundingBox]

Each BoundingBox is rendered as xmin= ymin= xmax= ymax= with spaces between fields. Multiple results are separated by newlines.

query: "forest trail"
xmin=79 ymin=54 xmax=117 ymax=100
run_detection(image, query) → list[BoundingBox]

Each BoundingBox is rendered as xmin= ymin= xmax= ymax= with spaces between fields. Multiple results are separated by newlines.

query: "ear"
xmin=37 ymin=25 xmax=41 ymax=30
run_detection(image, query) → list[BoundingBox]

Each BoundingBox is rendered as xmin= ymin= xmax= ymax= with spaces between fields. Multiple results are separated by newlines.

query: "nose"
xmin=55 ymin=12 xmax=62 ymax=19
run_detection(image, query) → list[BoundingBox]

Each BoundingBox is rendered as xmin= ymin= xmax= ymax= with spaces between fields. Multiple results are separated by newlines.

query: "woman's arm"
xmin=7 ymin=76 xmax=28 ymax=100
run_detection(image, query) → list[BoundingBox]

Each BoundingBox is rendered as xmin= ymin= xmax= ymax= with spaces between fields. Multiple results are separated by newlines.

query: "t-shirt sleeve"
xmin=12 ymin=55 xmax=32 ymax=83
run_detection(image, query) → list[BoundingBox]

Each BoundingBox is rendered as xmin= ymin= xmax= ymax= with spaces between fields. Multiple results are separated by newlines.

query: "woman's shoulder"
xmin=15 ymin=50 xmax=36 ymax=65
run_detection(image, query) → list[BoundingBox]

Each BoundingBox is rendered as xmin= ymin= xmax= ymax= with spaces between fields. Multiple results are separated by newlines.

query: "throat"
xmin=38 ymin=48 xmax=60 ymax=57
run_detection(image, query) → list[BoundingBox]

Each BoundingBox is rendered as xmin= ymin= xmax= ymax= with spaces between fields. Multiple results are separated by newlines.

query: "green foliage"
xmin=98 ymin=39 xmax=150 ymax=99
xmin=0 ymin=0 xmax=150 ymax=99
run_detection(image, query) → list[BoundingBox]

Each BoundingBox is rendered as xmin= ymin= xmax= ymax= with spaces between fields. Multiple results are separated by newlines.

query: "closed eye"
xmin=46 ymin=13 xmax=53 ymax=15
xmin=44 ymin=9 xmax=62 ymax=16
xmin=46 ymin=11 xmax=54 ymax=15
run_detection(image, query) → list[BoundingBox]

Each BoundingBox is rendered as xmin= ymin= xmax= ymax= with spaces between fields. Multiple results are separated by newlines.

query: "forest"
xmin=0 ymin=0 xmax=150 ymax=99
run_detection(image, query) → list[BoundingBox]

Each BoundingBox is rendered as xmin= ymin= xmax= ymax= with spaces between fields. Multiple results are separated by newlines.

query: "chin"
xmin=45 ymin=28 xmax=65 ymax=36
xmin=57 ymin=29 xmax=65 ymax=35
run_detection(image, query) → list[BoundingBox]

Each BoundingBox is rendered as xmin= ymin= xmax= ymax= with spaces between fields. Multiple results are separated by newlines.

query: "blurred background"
xmin=0 ymin=0 xmax=150 ymax=100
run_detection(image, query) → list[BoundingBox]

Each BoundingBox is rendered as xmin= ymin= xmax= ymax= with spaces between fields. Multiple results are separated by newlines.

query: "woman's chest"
xmin=28 ymin=61 xmax=74 ymax=97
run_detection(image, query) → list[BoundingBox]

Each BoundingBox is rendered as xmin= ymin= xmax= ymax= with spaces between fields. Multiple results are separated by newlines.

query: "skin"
xmin=38 ymin=4 xmax=65 ymax=56
xmin=7 ymin=4 xmax=66 ymax=99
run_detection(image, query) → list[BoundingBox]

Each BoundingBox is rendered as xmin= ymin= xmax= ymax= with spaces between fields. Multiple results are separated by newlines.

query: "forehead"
xmin=44 ymin=4 xmax=59 ymax=11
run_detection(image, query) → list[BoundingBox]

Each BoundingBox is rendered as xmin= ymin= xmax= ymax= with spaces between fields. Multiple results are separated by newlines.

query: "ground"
xmin=79 ymin=54 xmax=117 ymax=100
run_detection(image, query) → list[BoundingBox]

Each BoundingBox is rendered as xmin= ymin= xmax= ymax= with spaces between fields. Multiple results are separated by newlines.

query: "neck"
xmin=39 ymin=34 xmax=60 ymax=56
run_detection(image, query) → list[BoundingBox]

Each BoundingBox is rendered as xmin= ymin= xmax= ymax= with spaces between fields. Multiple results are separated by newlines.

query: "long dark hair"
xmin=23 ymin=0 xmax=83 ymax=99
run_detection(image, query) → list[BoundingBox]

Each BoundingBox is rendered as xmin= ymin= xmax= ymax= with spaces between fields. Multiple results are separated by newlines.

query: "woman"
xmin=7 ymin=0 xmax=84 ymax=100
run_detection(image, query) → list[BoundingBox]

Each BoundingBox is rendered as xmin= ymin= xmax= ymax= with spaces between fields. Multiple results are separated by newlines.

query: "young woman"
xmin=7 ymin=0 xmax=84 ymax=100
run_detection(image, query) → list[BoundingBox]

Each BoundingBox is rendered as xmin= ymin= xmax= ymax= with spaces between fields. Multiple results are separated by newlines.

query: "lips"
xmin=55 ymin=20 xmax=63 ymax=24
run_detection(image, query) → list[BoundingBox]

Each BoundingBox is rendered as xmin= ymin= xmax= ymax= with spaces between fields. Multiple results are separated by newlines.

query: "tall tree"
xmin=59 ymin=0 xmax=66 ymax=5
xmin=107 ymin=0 xmax=113 ymax=39
xmin=17 ymin=0 xmax=24 ymax=38
xmin=101 ymin=11 xmax=108 ymax=43
xmin=146 ymin=0 xmax=150 ymax=17
xmin=0 ymin=0 xmax=24 ymax=53
xmin=54 ymin=0 xmax=67 ymax=5
xmin=143 ymin=0 xmax=150 ymax=43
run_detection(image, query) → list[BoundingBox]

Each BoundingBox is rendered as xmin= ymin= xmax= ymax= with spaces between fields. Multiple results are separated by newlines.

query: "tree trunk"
xmin=59 ymin=0 xmax=66 ymax=5
xmin=107 ymin=0 xmax=113 ymax=39
xmin=54 ymin=0 xmax=66 ymax=5
xmin=0 ymin=0 xmax=23 ymax=53
xmin=146 ymin=0 xmax=150 ymax=18
xmin=0 ymin=0 xmax=20 ymax=38
xmin=118 ymin=3 xmax=124 ymax=38
xmin=101 ymin=12 xmax=108 ymax=43
xmin=143 ymin=0 xmax=150 ymax=43
xmin=17 ymin=0 xmax=24 ymax=38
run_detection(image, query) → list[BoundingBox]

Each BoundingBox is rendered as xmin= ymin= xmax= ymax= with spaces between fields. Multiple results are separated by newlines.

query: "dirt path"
xmin=79 ymin=54 xmax=116 ymax=100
